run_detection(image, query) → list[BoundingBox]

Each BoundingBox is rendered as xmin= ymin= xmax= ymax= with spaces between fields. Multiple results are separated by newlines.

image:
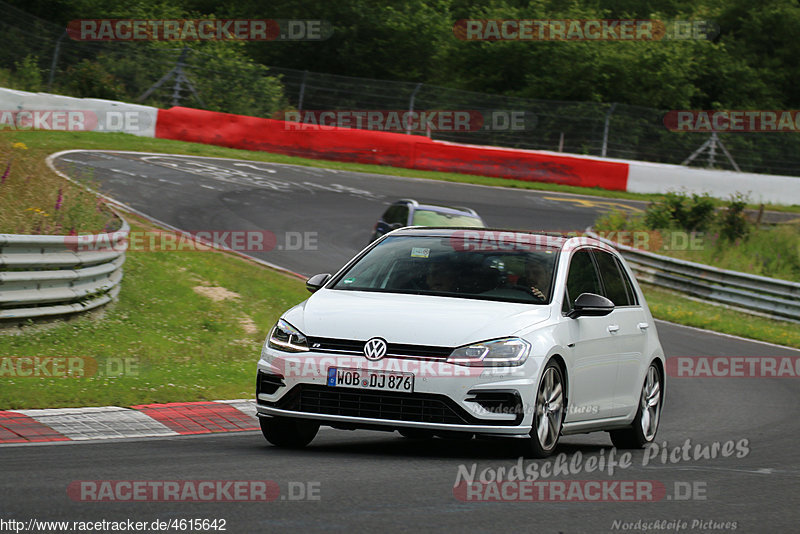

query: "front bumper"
xmin=256 ymin=349 xmax=541 ymax=436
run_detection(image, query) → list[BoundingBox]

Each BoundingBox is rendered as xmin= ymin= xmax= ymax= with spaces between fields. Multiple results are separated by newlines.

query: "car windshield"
xmin=332 ymin=234 xmax=559 ymax=303
xmin=411 ymin=209 xmax=484 ymax=227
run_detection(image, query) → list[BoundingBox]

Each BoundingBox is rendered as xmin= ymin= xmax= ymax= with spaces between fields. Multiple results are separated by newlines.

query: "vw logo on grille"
xmin=363 ymin=337 xmax=388 ymax=361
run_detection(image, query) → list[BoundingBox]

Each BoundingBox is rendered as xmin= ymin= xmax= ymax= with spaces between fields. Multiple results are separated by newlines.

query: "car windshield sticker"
xmin=343 ymin=277 xmax=356 ymax=284
xmin=411 ymin=247 xmax=430 ymax=258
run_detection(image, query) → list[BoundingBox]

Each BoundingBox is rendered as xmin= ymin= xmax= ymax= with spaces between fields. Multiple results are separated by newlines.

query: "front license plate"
xmin=327 ymin=367 xmax=414 ymax=393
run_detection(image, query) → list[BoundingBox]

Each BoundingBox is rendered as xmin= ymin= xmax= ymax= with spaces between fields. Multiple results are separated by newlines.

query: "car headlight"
xmin=267 ymin=319 xmax=309 ymax=353
xmin=447 ymin=337 xmax=531 ymax=366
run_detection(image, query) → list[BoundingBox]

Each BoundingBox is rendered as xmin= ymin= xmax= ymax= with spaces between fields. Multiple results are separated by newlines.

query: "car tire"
xmin=520 ymin=360 xmax=565 ymax=458
xmin=398 ymin=428 xmax=435 ymax=440
xmin=609 ymin=363 xmax=663 ymax=449
xmin=260 ymin=416 xmax=319 ymax=448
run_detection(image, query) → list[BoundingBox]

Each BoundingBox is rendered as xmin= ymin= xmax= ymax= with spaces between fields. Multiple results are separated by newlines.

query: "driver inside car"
xmin=517 ymin=259 xmax=549 ymax=300
xmin=425 ymin=260 xmax=459 ymax=293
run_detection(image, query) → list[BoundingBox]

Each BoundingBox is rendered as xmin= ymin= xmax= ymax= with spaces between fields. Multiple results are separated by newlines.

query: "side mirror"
xmin=306 ymin=273 xmax=331 ymax=293
xmin=568 ymin=293 xmax=614 ymax=319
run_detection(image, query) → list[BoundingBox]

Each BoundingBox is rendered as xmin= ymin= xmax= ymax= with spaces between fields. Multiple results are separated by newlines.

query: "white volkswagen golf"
xmin=256 ymin=228 xmax=665 ymax=457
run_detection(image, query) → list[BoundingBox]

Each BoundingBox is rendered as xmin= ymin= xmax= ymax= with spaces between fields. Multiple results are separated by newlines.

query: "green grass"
xmin=0 ymin=137 xmax=118 ymax=234
xmin=0 ymin=215 xmax=309 ymax=410
xmin=642 ymin=284 xmax=800 ymax=349
xmin=6 ymin=129 xmax=800 ymax=212
xmin=657 ymin=225 xmax=800 ymax=282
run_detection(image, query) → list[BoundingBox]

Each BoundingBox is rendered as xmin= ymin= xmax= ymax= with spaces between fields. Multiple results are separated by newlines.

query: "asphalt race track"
xmin=1 ymin=151 xmax=798 ymax=533
xmin=50 ymin=150 xmax=650 ymax=276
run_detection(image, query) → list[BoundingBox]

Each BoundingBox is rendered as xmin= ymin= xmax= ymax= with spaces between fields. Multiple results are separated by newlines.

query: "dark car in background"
xmin=370 ymin=199 xmax=485 ymax=241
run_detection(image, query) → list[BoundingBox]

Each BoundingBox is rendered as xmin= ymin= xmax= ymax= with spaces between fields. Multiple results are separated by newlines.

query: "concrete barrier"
xmin=0 ymin=88 xmax=157 ymax=137
xmin=626 ymin=160 xmax=800 ymax=205
xmin=154 ymin=106 xmax=630 ymax=190
xmin=2 ymin=87 xmax=797 ymax=204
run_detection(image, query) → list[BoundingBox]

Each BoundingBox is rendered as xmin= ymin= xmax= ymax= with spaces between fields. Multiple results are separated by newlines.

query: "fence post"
xmin=47 ymin=30 xmax=67 ymax=91
xmin=601 ymin=102 xmax=617 ymax=157
xmin=407 ymin=83 xmax=422 ymax=135
xmin=298 ymin=70 xmax=308 ymax=113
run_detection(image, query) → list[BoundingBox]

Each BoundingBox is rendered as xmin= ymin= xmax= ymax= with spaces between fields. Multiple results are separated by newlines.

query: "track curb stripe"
xmin=0 ymin=400 xmax=258 ymax=444
xmin=131 ymin=401 xmax=259 ymax=435
xmin=0 ymin=411 xmax=70 ymax=443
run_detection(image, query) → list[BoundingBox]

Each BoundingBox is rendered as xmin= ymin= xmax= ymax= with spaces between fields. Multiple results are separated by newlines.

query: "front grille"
xmin=388 ymin=342 xmax=453 ymax=360
xmin=271 ymin=384 xmax=484 ymax=425
xmin=308 ymin=337 xmax=363 ymax=353
xmin=307 ymin=337 xmax=453 ymax=360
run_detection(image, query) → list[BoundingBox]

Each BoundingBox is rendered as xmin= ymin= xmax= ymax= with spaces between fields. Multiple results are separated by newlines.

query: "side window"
xmin=382 ymin=206 xmax=400 ymax=224
xmin=594 ymin=250 xmax=631 ymax=306
xmin=615 ymin=256 xmax=640 ymax=306
xmin=564 ymin=249 xmax=602 ymax=309
xmin=397 ymin=206 xmax=410 ymax=225
xmin=383 ymin=205 xmax=408 ymax=226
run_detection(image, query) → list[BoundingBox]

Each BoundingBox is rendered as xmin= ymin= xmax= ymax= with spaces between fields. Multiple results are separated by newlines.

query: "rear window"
xmin=411 ymin=209 xmax=484 ymax=227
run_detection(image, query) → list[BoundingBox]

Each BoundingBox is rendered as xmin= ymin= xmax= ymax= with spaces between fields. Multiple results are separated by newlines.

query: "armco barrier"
xmin=154 ymin=107 xmax=630 ymax=190
xmin=0 ymin=219 xmax=129 ymax=321
xmin=588 ymin=231 xmax=800 ymax=322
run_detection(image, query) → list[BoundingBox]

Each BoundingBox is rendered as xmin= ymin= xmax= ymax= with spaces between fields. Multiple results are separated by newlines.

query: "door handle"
xmin=637 ymin=322 xmax=649 ymax=330
xmin=607 ymin=324 xmax=620 ymax=333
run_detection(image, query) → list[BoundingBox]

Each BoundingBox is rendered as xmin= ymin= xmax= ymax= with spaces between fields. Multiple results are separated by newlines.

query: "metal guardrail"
xmin=587 ymin=231 xmax=800 ymax=322
xmin=0 ymin=218 xmax=129 ymax=321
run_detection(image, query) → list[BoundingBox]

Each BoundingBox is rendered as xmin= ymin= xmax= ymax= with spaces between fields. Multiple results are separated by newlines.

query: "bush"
xmin=12 ymin=55 xmax=43 ymax=92
xmin=593 ymin=210 xmax=645 ymax=232
xmin=644 ymin=192 xmax=716 ymax=232
xmin=718 ymin=193 xmax=750 ymax=241
xmin=62 ymin=59 xmax=126 ymax=100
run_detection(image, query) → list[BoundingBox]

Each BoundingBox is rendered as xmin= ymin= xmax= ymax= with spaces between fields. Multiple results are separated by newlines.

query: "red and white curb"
xmin=0 ymin=400 xmax=258 ymax=444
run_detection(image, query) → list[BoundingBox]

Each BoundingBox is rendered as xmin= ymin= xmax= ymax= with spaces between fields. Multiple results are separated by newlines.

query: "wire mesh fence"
xmin=3 ymin=0 xmax=800 ymax=179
